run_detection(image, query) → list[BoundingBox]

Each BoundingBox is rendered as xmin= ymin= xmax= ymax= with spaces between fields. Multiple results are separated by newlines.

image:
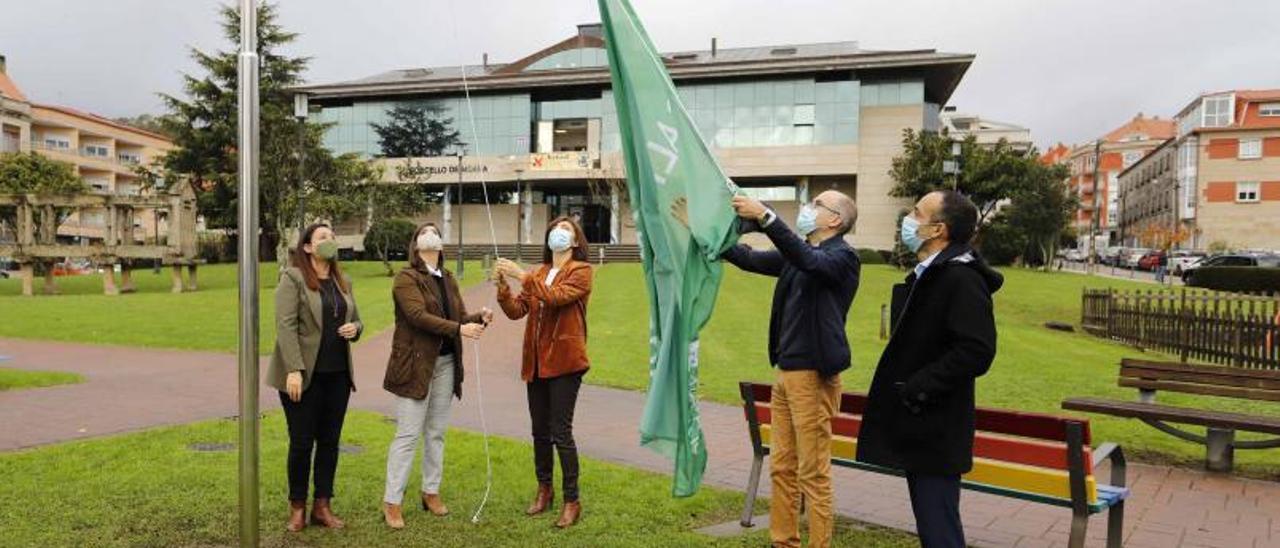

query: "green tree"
xmin=157 ymin=2 xmax=377 ymax=263
xmin=371 ymin=104 xmax=463 ymax=158
xmin=889 ymin=128 xmax=1034 ymax=225
xmin=363 ymin=218 xmax=417 ymax=273
xmin=112 ymin=114 xmax=178 ymax=139
xmin=1005 ymin=162 xmax=1074 ymax=270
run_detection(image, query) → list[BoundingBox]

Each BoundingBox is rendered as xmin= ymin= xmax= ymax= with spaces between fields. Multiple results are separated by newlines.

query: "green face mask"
xmin=314 ymin=240 xmax=339 ymax=261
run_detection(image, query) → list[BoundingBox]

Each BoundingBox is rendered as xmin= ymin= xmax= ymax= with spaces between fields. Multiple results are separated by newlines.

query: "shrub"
xmin=1186 ymin=267 xmax=1280 ymax=293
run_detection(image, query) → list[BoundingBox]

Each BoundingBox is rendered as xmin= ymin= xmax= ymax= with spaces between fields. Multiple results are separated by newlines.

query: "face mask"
xmin=547 ymin=228 xmax=574 ymax=252
xmin=416 ymin=230 xmax=443 ymax=251
xmin=796 ymin=205 xmax=818 ymax=236
xmin=314 ymin=240 xmax=339 ymax=261
xmin=900 ymin=216 xmax=933 ymax=253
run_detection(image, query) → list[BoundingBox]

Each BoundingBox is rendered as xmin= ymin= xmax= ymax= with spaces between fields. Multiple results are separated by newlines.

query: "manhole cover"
xmin=189 ymin=443 xmax=234 ymax=452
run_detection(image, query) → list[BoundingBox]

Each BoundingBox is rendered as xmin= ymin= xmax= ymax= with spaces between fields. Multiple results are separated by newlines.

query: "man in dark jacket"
xmin=722 ymin=190 xmax=861 ymax=548
xmin=857 ymin=190 xmax=1002 ymax=548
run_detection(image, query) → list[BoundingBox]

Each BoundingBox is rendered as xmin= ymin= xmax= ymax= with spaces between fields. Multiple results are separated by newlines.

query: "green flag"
xmin=599 ymin=0 xmax=741 ymax=497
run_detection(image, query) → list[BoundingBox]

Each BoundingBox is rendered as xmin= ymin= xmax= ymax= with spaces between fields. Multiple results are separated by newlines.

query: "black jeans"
xmin=906 ymin=473 xmax=965 ymax=548
xmin=279 ymin=371 xmax=351 ymax=502
xmin=527 ymin=371 xmax=584 ymax=502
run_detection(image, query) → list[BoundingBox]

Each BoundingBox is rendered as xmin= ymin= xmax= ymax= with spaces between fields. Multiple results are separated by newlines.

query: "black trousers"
xmin=906 ymin=473 xmax=965 ymax=548
xmin=527 ymin=371 xmax=584 ymax=502
xmin=279 ymin=371 xmax=351 ymax=502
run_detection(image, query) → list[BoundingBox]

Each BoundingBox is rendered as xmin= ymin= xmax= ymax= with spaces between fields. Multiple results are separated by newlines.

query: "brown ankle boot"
xmin=286 ymin=500 xmax=306 ymax=532
xmin=310 ymin=497 xmax=345 ymax=528
xmin=383 ymin=502 xmax=405 ymax=530
xmin=422 ymin=493 xmax=449 ymax=516
xmin=555 ymin=500 xmax=581 ymax=528
xmin=525 ymin=483 xmax=554 ymax=516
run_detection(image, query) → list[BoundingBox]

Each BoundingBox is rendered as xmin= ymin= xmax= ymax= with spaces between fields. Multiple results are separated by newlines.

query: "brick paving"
xmin=3 ymin=282 xmax=1279 ymax=547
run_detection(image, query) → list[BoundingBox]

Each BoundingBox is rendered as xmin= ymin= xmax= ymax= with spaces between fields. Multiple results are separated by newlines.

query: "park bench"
xmin=738 ymin=382 xmax=1128 ymax=548
xmin=1062 ymin=358 xmax=1280 ymax=472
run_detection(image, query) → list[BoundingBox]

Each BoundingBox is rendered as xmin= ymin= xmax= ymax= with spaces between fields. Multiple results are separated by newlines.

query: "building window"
xmin=118 ymin=152 xmax=142 ymax=164
xmin=1122 ymin=150 xmax=1143 ymax=168
xmin=1260 ymin=102 xmax=1280 ymax=117
xmin=1239 ymin=138 xmax=1262 ymax=159
xmin=1202 ymin=94 xmax=1233 ymax=128
xmin=1236 ymin=181 xmax=1260 ymax=203
xmin=792 ymin=104 xmax=815 ymax=126
xmin=83 ymin=145 xmax=109 ymax=158
xmin=44 ymin=137 xmax=71 ymax=150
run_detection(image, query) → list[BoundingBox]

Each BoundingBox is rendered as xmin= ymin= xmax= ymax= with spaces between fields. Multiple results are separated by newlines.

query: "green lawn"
xmin=587 ymin=264 xmax=1280 ymax=478
xmin=0 ymin=261 xmax=483 ymax=353
xmin=0 ymin=411 xmax=914 ymax=547
xmin=0 ymin=367 xmax=82 ymax=391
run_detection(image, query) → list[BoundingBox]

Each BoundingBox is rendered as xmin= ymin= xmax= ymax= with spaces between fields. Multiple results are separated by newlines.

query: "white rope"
xmin=447 ymin=0 xmax=503 ymax=523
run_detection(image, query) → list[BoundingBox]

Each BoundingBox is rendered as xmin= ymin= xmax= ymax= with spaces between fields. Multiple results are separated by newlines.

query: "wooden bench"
xmin=739 ymin=382 xmax=1128 ymax=548
xmin=1062 ymin=358 xmax=1280 ymax=472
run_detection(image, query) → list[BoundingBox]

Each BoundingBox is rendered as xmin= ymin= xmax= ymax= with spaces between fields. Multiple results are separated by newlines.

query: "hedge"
xmin=1186 ymin=267 xmax=1280 ymax=293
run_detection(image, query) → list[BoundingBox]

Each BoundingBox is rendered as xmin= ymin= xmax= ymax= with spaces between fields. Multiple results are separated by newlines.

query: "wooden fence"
xmin=1082 ymin=288 xmax=1280 ymax=369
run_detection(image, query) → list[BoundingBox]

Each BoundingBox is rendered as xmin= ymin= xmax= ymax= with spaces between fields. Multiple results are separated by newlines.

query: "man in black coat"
xmin=722 ymin=190 xmax=861 ymax=548
xmin=857 ymin=190 xmax=1002 ymax=548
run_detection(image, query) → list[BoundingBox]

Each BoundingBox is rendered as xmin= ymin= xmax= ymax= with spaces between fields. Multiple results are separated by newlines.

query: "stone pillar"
xmin=119 ymin=263 xmax=136 ymax=293
xmin=42 ymin=261 xmax=58 ymax=295
xmin=609 ymin=184 xmax=621 ymax=245
xmin=441 ymin=187 xmax=453 ymax=243
xmin=102 ymin=265 xmax=120 ymax=296
xmin=171 ymin=265 xmax=184 ymax=293
xmin=522 ymin=186 xmax=534 ymax=245
xmin=19 ymin=263 xmax=34 ymax=297
xmin=186 ymin=264 xmax=199 ymax=291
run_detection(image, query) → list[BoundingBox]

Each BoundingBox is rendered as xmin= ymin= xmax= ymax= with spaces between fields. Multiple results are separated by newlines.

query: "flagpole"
xmin=236 ymin=0 xmax=261 ymax=546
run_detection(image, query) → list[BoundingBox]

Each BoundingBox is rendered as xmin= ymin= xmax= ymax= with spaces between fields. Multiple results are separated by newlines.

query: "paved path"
xmin=3 ymin=283 xmax=1280 ymax=547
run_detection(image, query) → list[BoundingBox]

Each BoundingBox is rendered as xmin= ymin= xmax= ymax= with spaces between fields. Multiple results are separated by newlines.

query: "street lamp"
xmin=455 ymin=148 xmax=464 ymax=276
xmin=942 ymin=140 xmax=962 ymax=190
xmin=293 ymin=92 xmax=309 ymax=236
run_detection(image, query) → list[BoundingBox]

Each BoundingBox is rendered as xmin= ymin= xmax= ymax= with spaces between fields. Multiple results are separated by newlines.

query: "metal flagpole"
xmin=236 ymin=0 xmax=261 ymax=545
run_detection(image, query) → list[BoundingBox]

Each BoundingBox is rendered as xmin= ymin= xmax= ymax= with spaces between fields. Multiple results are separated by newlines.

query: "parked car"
xmin=1181 ymin=253 xmax=1280 ymax=283
xmin=1122 ymin=248 xmax=1151 ymax=269
xmin=1064 ymin=248 xmax=1086 ymax=262
xmin=1137 ymin=250 xmax=1166 ymax=271
xmin=1101 ymin=246 xmax=1127 ymax=266
xmin=1169 ymin=251 xmax=1207 ymax=275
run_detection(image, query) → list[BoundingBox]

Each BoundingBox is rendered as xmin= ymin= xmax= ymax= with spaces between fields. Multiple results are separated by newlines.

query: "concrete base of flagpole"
xmin=695 ymin=514 xmax=770 ymax=537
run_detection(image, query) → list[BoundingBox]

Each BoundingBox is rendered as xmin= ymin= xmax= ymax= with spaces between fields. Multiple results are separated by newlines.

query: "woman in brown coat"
xmin=493 ymin=216 xmax=593 ymax=528
xmin=380 ymin=223 xmax=491 ymax=529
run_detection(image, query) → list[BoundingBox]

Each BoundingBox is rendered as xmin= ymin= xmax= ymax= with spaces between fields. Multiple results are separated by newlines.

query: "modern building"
xmin=0 ymin=55 xmax=176 ymax=242
xmin=1167 ymin=89 xmax=1280 ymax=251
xmin=1041 ymin=113 xmax=1174 ymax=249
xmin=297 ymin=23 xmax=974 ymax=252
xmin=939 ymin=107 xmax=1032 ymax=152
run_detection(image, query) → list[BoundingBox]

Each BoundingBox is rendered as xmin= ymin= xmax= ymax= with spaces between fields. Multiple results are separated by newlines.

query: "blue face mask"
xmin=796 ymin=205 xmax=818 ymax=236
xmin=900 ymin=215 xmax=932 ymax=253
xmin=548 ymin=228 xmax=574 ymax=252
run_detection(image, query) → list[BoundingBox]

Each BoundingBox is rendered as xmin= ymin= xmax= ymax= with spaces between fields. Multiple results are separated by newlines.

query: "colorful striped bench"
xmin=739 ymin=382 xmax=1129 ymax=548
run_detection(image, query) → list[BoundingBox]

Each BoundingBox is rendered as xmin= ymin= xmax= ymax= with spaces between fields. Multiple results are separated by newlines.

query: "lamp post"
xmin=235 ymin=0 xmax=261 ymax=546
xmin=942 ymin=140 xmax=962 ymax=190
xmin=293 ymin=92 xmax=309 ymax=235
xmin=455 ymin=149 xmax=464 ymax=277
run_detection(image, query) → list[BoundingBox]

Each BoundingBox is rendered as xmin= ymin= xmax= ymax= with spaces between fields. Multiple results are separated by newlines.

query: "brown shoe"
xmin=526 ymin=483 xmax=554 ymax=516
xmin=310 ymin=497 xmax=345 ymax=529
xmin=422 ymin=493 xmax=449 ymax=516
xmin=286 ymin=500 xmax=306 ymax=532
xmin=555 ymin=500 xmax=581 ymax=528
xmin=383 ymin=502 xmax=405 ymax=530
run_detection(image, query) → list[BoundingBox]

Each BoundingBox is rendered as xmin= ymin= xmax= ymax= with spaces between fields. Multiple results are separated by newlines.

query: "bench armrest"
xmin=1091 ymin=442 xmax=1126 ymax=488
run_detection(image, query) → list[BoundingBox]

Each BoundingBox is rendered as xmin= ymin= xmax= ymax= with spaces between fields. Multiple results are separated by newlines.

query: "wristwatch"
xmin=759 ymin=209 xmax=777 ymax=228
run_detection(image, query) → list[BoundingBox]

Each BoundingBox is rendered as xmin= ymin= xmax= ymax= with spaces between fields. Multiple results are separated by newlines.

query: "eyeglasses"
xmin=813 ymin=201 xmax=841 ymax=217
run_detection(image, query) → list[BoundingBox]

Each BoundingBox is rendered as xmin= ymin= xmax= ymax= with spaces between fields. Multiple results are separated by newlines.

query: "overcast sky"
xmin=3 ymin=0 xmax=1277 ymax=149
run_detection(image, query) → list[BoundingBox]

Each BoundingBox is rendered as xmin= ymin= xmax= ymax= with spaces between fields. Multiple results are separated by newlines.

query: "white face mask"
xmin=417 ymin=230 xmax=443 ymax=252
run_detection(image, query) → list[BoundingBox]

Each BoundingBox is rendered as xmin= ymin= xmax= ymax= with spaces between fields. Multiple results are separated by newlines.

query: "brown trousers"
xmin=770 ymin=369 xmax=842 ymax=548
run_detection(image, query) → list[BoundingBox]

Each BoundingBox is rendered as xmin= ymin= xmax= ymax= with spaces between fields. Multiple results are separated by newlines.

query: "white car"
xmin=1123 ymin=249 xmax=1150 ymax=269
xmin=1064 ymin=249 xmax=1086 ymax=262
xmin=1169 ymin=251 xmax=1206 ymax=275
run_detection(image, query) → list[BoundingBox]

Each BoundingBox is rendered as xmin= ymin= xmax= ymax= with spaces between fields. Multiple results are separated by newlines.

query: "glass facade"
xmin=316 ymin=94 xmax=532 ymax=157
xmin=317 ymin=77 xmax=926 ymax=157
xmin=525 ymin=48 xmax=608 ymax=71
